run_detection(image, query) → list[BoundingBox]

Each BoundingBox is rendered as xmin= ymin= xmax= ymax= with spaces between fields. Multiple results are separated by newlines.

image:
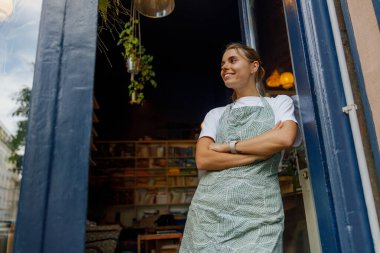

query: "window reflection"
xmin=0 ymin=0 xmax=42 ymax=251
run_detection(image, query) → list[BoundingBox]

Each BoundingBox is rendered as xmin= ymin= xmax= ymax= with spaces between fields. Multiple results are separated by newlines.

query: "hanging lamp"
xmin=266 ymin=69 xmax=281 ymax=88
xmin=0 ymin=0 xmax=13 ymax=22
xmin=134 ymin=0 xmax=175 ymax=18
xmin=280 ymin=72 xmax=295 ymax=89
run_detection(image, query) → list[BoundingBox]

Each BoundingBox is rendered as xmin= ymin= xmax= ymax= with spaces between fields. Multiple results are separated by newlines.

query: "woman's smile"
xmin=223 ymin=72 xmax=234 ymax=81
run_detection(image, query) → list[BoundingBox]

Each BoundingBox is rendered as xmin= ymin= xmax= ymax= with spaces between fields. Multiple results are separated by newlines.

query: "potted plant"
xmin=98 ymin=0 xmax=158 ymax=105
xmin=118 ymin=15 xmax=157 ymax=105
xmin=118 ymin=18 xmax=141 ymax=74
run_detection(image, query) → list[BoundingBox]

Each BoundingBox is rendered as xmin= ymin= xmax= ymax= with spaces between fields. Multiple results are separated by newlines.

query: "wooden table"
xmin=137 ymin=233 xmax=182 ymax=253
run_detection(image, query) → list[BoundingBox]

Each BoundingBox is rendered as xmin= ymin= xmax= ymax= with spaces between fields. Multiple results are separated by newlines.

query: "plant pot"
xmin=126 ymin=57 xmax=140 ymax=74
xmin=130 ymin=90 xmax=141 ymax=104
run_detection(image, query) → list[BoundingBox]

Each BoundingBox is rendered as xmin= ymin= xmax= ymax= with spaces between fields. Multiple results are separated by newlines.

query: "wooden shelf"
xmin=93 ymin=97 xmax=100 ymax=110
xmin=90 ymin=159 xmax=96 ymax=167
xmin=90 ymin=96 xmax=100 ymax=168
xmin=92 ymin=128 xmax=98 ymax=137
xmin=135 ymin=203 xmax=191 ymax=207
xmin=167 ymin=174 xmax=197 ymax=177
xmin=90 ymin=140 xmax=198 ymax=226
xmin=168 ymin=186 xmax=197 ymax=188
xmin=92 ymin=113 xmax=99 ymax=123
xmin=95 ymin=157 xmax=135 ymax=160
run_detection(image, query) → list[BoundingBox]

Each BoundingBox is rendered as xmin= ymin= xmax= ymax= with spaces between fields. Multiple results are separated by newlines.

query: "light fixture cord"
xmin=138 ymin=12 xmax=142 ymax=58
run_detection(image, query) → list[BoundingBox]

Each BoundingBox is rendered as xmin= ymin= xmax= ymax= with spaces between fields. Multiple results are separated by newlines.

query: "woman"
xmin=179 ymin=42 xmax=299 ymax=253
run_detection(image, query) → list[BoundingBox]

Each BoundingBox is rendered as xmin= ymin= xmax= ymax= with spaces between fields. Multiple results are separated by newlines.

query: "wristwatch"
xmin=229 ymin=140 xmax=238 ymax=154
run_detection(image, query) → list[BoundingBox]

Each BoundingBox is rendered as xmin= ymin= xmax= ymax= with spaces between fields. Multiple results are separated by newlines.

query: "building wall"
xmin=0 ymin=122 xmax=20 ymax=238
xmin=0 ymin=123 xmax=13 ymax=171
xmin=346 ymin=0 xmax=380 ymax=144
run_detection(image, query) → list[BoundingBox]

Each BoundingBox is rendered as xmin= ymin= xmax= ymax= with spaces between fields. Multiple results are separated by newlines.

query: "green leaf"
xmin=8 ymin=87 xmax=31 ymax=169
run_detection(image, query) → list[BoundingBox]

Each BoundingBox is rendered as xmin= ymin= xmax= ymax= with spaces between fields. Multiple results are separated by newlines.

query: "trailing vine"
xmin=99 ymin=0 xmax=157 ymax=105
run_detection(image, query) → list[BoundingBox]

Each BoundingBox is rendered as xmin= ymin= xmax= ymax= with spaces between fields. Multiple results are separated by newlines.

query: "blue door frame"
xmin=12 ymin=0 xmax=374 ymax=252
xmin=12 ymin=0 xmax=98 ymax=252
xmin=283 ymin=0 xmax=374 ymax=252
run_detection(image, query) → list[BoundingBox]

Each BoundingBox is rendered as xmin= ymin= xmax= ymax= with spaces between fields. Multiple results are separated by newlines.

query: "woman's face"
xmin=220 ymin=48 xmax=258 ymax=90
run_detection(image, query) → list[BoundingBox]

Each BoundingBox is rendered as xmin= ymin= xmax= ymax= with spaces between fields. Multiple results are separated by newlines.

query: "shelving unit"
xmin=91 ymin=140 xmax=198 ymax=226
xmin=89 ymin=97 xmax=100 ymax=167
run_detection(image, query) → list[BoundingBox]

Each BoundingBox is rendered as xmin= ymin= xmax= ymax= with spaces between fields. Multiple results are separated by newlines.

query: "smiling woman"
xmin=180 ymin=42 xmax=299 ymax=253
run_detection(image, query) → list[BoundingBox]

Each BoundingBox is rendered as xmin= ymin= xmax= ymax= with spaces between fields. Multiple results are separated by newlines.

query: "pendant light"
xmin=0 ymin=0 xmax=13 ymax=22
xmin=134 ymin=0 xmax=175 ymax=18
xmin=279 ymin=72 xmax=295 ymax=89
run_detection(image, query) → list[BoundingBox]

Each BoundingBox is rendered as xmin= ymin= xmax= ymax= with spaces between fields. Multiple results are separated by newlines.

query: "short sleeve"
xmin=272 ymin=95 xmax=302 ymax=147
xmin=272 ymin=95 xmax=297 ymax=124
xmin=198 ymin=107 xmax=225 ymax=141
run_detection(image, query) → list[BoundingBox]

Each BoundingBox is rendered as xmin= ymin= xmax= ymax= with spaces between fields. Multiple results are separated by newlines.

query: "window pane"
xmin=0 ymin=0 xmax=42 ymax=251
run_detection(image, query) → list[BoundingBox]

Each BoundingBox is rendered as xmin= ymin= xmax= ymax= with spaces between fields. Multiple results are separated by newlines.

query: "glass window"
xmin=0 ymin=0 xmax=42 ymax=251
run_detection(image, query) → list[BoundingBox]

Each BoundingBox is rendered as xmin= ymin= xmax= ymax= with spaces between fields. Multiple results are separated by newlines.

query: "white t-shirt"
xmin=199 ymin=95 xmax=302 ymax=146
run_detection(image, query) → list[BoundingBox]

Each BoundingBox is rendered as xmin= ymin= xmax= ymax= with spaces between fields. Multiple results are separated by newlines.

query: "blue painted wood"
xmin=371 ymin=0 xmax=380 ymax=30
xmin=282 ymin=1 xmax=341 ymax=252
xmin=338 ymin=0 xmax=380 ymax=186
xmin=12 ymin=0 xmax=98 ymax=252
xmin=288 ymin=0 xmax=374 ymax=252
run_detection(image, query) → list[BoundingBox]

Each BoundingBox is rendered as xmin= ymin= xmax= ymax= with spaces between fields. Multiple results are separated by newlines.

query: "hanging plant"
xmin=117 ymin=5 xmax=157 ymax=105
xmin=127 ymin=46 xmax=157 ymax=104
xmin=98 ymin=0 xmax=158 ymax=105
xmin=118 ymin=17 xmax=140 ymax=74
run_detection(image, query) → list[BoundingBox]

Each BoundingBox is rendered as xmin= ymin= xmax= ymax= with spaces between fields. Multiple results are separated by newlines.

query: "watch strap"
xmin=229 ymin=140 xmax=238 ymax=154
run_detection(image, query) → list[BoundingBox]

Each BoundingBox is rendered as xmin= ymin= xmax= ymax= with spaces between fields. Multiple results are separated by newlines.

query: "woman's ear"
xmin=250 ymin=61 xmax=259 ymax=74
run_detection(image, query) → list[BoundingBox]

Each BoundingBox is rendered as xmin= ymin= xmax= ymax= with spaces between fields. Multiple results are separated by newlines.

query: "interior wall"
xmin=255 ymin=0 xmax=293 ymax=75
xmin=346 ymin=0 xmax=380 ymax=145
xmin=253 ymin=0 xmax=295 ymax=95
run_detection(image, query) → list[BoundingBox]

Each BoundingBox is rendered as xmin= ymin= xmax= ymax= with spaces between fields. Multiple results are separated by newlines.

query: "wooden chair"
xmin=85 ymin=224 xmax=122 ymax=253
xmin=137 ymin=233 xmax=182 ymax=253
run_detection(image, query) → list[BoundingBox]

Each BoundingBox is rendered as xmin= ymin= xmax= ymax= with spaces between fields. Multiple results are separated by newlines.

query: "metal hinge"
xmin=342 ymin=104 xmax=357 ymax=114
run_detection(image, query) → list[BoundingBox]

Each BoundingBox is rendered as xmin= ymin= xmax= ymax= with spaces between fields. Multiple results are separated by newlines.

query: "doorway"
xmin=11 ymin=0 xmax=376 ymax=251
xmin=86 ymin=0 xmax=320 ymax=253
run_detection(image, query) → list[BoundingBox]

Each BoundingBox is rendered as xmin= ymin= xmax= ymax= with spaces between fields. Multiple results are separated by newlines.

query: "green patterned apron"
xmin=180 ymin=97 xmax=284 ymax=253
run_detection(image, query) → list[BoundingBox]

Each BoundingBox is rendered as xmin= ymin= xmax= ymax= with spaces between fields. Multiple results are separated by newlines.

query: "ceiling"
xmin=93 ymin=0 xmax=292 ymax=140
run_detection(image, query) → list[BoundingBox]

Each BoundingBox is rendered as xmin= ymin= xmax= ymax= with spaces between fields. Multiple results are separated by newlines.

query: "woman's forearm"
xmin=209 ymin=121 xmax=298 ymax=156
xmin=196 ymin=137 xmax=266 ymax=170
xmin=235 ymin=125 xmax=295 ymax=155
xmin=196 ymin=149 xmax=263 ymax=170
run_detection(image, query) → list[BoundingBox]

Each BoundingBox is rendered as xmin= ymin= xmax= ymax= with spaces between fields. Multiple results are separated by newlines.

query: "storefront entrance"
xmin=11 ymin=0 xmax=375 ymax=252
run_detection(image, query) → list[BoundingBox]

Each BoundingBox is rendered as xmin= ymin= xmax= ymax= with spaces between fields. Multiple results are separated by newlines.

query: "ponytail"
xmin=256 ymin=65 xmax=266 ymax=84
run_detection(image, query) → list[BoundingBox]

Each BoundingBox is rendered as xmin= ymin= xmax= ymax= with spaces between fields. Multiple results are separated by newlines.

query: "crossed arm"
xmin=195 ymin=120 xmax=298 ymax=170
